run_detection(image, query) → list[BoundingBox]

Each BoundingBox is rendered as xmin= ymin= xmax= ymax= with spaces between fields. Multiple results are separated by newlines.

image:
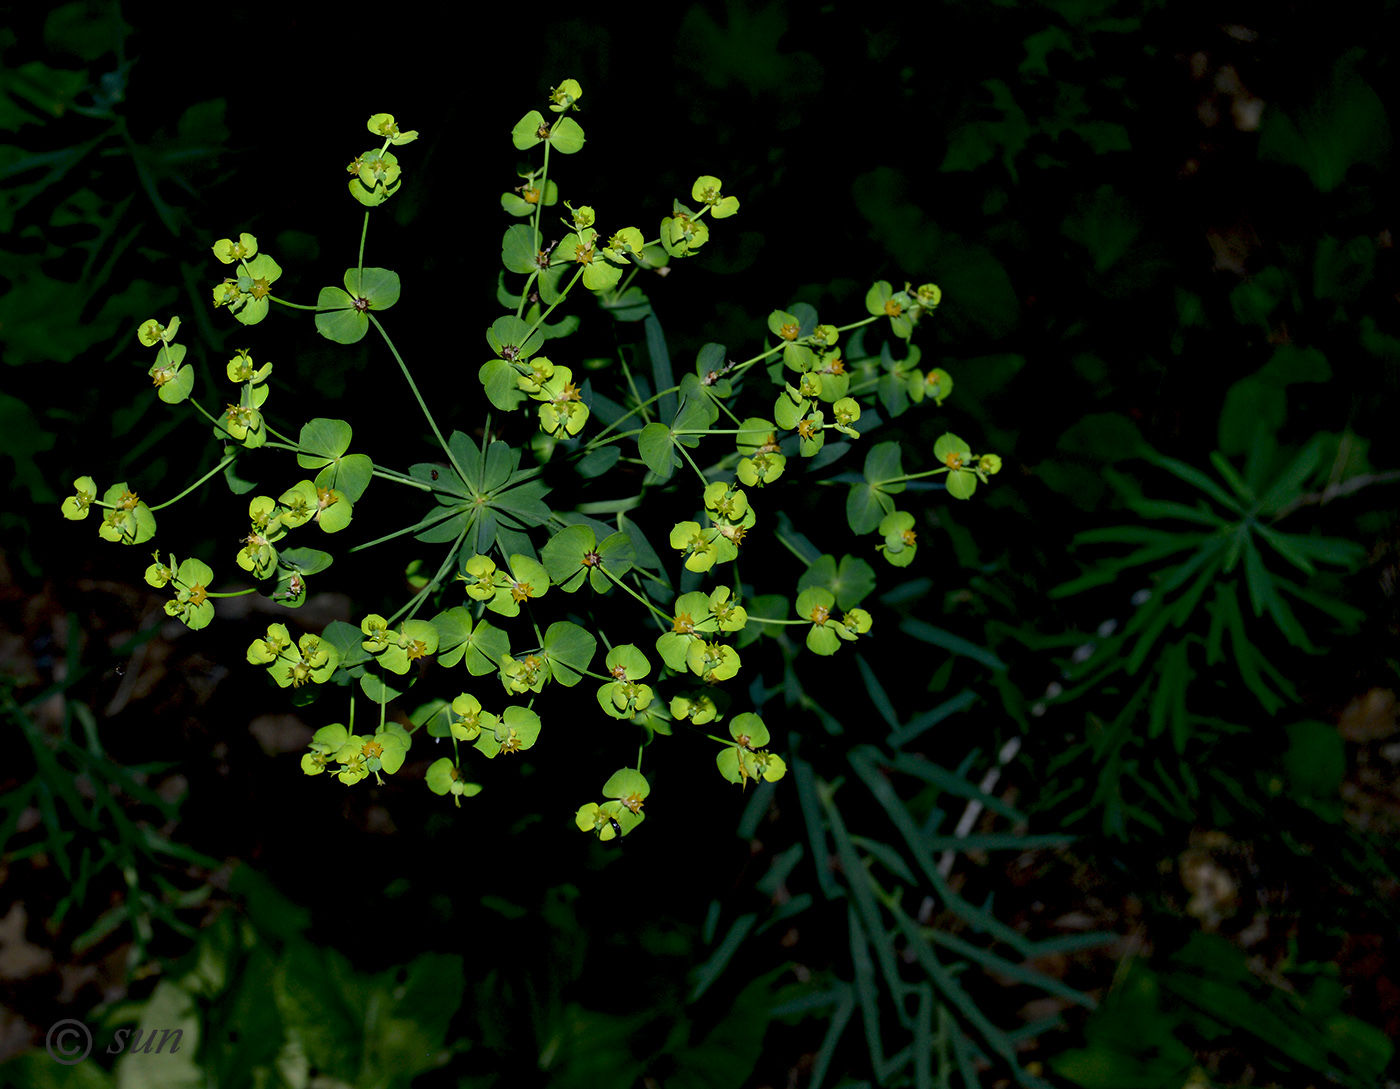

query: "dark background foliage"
xmin=2 ymin=1 xmax=1398 ymax=1086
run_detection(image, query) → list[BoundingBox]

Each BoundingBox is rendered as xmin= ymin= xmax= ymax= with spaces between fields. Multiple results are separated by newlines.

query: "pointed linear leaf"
xmin=1143 ymin=450 xmax=1245 ymax=513
xmin=645 ymin=313 xmax=677 ymax=422
xmin=491 ymin=479 xmax=552 ymax=526
xmin=899 ymin=620 xmax=1005 ymax=671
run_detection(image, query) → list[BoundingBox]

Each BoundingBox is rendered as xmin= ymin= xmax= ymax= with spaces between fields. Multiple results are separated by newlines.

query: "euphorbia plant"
xmin=61 ymin=82 xmax=1002 ymax=838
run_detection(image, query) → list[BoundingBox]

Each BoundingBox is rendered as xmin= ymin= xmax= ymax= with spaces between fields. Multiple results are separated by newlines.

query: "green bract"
xmin=163 ymin=557 xmax=216 ymax=630
xmin=865 ymin=280 xmax=915 ymax=340
xmin=363 ymin=618 xmax=439 ymax=675
xmin=248 ymin=623 xmax=340 ymax=687
xmin=448 ymin=692 xmax=498 ymax=741
xmin=934 ymin=432 xmax=983 ymax=500
xmin=685 ymin=639 xmax=740 ymax=683
xmin=366 ymin=112 xmax=419 ymax=145
xmin=475 ymin=704 xmax=542 ymax=759
xmin=669 ymin=521 xmax=722 ymax=573
xmin=597 ymin=644 xmax=654 ymax=720
xmin=144 ymin=551 xmax=176 ymax=588
xmin=548 ymin=79 xmax=582 ymax=113
xmin=716 ymin=713 xmax=787 ymax=789
xmin=878 ymin=510 xmax=918 ymax=567
xmin=691 ymin=175 xmax=740 ymax=218
xmin=670 ymin=690 xmax=723 ymax=725
xmin=322 ymin=723 xmax=411 ymax=786
xmin=485 ymin=554 xmax=550 ymax=618
xmin=575 ymin=767 xmax=648 ymax=840
xmin=148 ymin=340 xmax=193 ymax=404
xmin=457 ymin=554 xmax=498 ymax=601
xmin=511 ymin=110 xmax=585 ymax=154
xmin=61 ymin=476 xmax=96 ymax=520
xmin=212 ymin=233 xmax=256 ymax=265
xmin=660 ymin=203 xmax=709 ymax=258
xmin=534 ymin=365 xmax=590 ymax=435
xmin=541 ymin=523 xmax=634 ymax=592
xmin=315 ymin=267 xmax=401 ymax=345
xmin=795 ymin=586 xmax=842 ymax=655
xmin=349 ymin=148 xmax=403 ymax=206
xmin=211 ymin=243 xmax=282 ymax=326
xmin=96 ymin=482 xmax=156 ymax=545
xmin=426 ymin=759 xmax=482 ymax=806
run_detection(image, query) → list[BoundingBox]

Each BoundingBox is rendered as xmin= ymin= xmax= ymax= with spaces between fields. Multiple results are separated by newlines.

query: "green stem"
xmin=190 ymin=398 xmax=235 ymax=437
xmin=371 ymin=466 xmax=434 ymax=490
xmin=580 ymin=388 xmax=680 ymax=450
xmin=774 ymin=530 xmax=810 ymax=565
xmin=522 ymin=265 xmax=586 ymax=343
xmin=601 ymin=565 xmax=675 ymax=626
xmin=893 ymin=467 xmax=951 ymax=483
xmin=347 ymin=505 xmax=463 ymax=553
xmin=205 ymin=587 xmax=259 ymax=599
xmin=267 ymin=296 xmax=321 ymax=311
xmin=367 ymin=312 xmax=471 ymax=487
xmin=148 ymin=452 xmax=238 ymax=511
xmin=387 ymin=519 xmax=472 ymax=627
xmin=357 ymin=210 xmax=369 ymax=280
xmin=675 ymin=441 xmax=711 ymax=490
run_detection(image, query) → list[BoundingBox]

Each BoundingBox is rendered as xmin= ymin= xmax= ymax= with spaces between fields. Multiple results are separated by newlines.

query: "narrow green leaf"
xmin=645 ymin=313 xmax=677 ymax=422
xmin=899 ymin=620 xmax=1005 ymax=671
xmin=1143 ymin=449 xmax=1245 ymax=513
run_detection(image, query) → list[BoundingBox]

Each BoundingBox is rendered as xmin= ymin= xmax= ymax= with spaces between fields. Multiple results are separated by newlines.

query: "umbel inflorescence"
xmin=60 ymin=82 xmax=1001 ymax=840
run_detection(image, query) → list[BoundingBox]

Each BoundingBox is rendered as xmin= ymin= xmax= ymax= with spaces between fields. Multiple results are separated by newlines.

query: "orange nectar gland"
xmin=797 ymin=418 xmax=819 ymax=440
xmin=361 ymin=738 xmax=384 ymax=761
xmin=672 ymin=611 xmax=696 ymax=634
xmin=287 ymin=661 xmax=313 ymax=687
xmin=188 ymin=583 xmax=209 ymax=607
xmin=620 ymin=792 xmax=645 ymax=814
xmin=809 ymin=603 xmax=831 ymax=625
xmin=884 ymin=298 xmax=904 ymax=317
xmin=119 ymin=488 xmax=140 ymax=510
xmin=780 ymin=322 xmax=800 ymax=341
xmin=316 ymin=486 xmax=339 ymax=510
xmin=582 ymin=549 xmax=603 ymax=568
xmin=405 ymin=638 xmax=430 ymax=661
xmin=510 ymin=580 xmax=533 ymax=603
xmin=611 ymin=664 xmax=629 ymax=680
xmin=943 ymin=451 xmax=964 ymax=470
xmin=521 ymin=186 xmax=540 ymax=204
xmin=902 ymin=527 xmax=917 ymax=547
